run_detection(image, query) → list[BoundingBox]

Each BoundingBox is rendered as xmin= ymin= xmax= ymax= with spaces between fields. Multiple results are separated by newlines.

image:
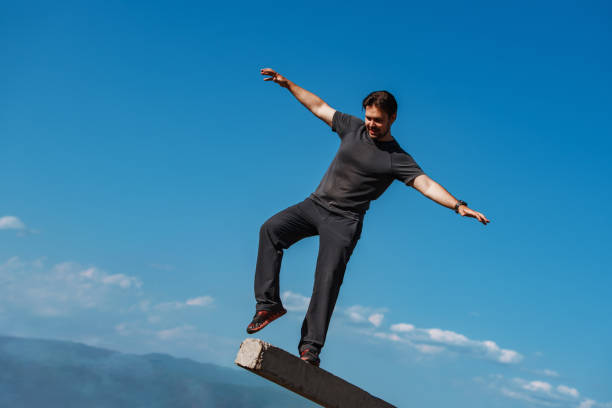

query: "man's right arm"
xmin=261 ymin=68 xmax=336 ymax=127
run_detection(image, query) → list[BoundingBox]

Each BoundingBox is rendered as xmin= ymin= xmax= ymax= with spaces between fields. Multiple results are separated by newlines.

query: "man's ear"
xmin=390 ymin=113 xmax=397 ymax=124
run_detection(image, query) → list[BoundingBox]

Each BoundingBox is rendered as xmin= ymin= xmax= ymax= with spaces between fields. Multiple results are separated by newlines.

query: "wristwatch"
xmin=454 ymin=200 xmax=468 ymax=213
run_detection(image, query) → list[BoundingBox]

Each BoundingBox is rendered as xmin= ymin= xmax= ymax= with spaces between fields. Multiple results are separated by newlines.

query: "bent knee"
xmin=260 ymin=217 xmax=280 ymax=237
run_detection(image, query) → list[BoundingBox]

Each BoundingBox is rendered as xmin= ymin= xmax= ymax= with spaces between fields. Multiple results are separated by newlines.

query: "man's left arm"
xmin=411 ymin=174 xmax=490 ymax=225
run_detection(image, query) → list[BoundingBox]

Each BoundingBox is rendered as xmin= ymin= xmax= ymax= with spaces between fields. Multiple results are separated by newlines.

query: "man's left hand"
xmin=458 ymin=206 xmax=490 ymax=225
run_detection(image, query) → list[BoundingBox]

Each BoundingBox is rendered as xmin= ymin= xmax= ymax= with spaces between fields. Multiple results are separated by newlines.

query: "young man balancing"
xmin=247 ymin=68 xmax=490 ymax=367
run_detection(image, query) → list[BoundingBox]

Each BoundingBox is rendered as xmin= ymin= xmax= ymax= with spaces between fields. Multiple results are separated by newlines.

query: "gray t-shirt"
xmin=309 ymin=111 xmax=424 ymax=219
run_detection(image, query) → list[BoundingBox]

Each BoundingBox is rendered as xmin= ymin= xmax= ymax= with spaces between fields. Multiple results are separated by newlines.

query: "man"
xmin=246 ymin=68 xmax=490 ymax=367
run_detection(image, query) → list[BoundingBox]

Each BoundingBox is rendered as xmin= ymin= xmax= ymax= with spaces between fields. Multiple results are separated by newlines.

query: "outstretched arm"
xmin=412 ymin=174 xmax=490 ymax=225
xmin=261 ymin=68 xmax=336 ymax=127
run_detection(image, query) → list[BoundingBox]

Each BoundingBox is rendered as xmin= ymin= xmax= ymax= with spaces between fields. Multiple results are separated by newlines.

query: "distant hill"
xmin=0 ymin=335 xmax=317 ymax=408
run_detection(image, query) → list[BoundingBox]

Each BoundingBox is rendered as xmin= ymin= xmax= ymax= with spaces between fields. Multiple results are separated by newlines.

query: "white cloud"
xmin=523 ymin=380 xmax=552 ymax=393
xmin=481 ymin=375 xmax=592 ymax=408
xmin=577 ymin=400 xmax=612 ymax=408
xmin=414 ymin=344 xmax=445 ymax=354
xmin=157 ymin=325 xmax=196 ymax=340
xmin=482 ymin=340 xmax=523 ymax=364
xmin=372 ymin=321 xmax=522 ymax=364
xmin=428 ymin=328 xmax=470 ymax=346
xmin=0 ymin=257 xmax=142 ymax=317
xmin=373 ymin=332 xmax=401 ymax=342
xmin=557 ymin=385 xmax=579 ymax=398
xmin=0 ymin=256 xmax=27 ymax=270
xmin=154 ymin=296 xmax=214 ymax=311
xmin=0 ymin=255 xmax=237 ymax=367
xmin=154 ymin=302 xmax=183 ymax=311
xmin=345 ymin=305 xmax=368 ymax=323
xmin=281 ymin=291 xmax=310 ymax=312
xmin=76 ymin=266 xmax=142 ymax=289
xmin=344 ymin=305 xmax=387 ymax=327
xmin=499 ymin=387 xmax=546 ymax=406
xmin=102 ymin=274 xmax=141 ymax=289
xmin=391 ymin=323 xmax=415 ymax=332
xmin=343 ymin=303 xmax=521 ymax=365
xmin=368 ymin=313 xmax=384 ymax=327
xmin=0 ymin=216 xmax=26 ymax=230
xmin=579 ymin=400 xmax=596 ymax=408
xmin=186 ymin=296 xmax=214 ymax=307
xmin=537 ymin=369 xmax=560 ymax=377
xmin=104 ymin=319 xmax=238 ymax=366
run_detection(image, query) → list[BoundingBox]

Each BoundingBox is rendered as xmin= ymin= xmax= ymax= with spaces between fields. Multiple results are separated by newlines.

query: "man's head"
xmin=362 ymin=90 xmax=397 ymax=140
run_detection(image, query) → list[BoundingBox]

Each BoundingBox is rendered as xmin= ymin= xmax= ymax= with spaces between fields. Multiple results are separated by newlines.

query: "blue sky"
xmin=1 ymin=1 xmax=611 ymax=407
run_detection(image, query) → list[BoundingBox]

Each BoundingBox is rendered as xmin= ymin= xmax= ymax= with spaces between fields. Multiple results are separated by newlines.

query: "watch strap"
xmin=454 ymin=200 xmax=468 ymax=213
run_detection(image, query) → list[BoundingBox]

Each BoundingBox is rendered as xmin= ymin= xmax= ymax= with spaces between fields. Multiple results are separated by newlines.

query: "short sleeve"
xmin=332 ymin=111 xmax=364 ymax=139
xmin=392 ymin=152 xmax=425 ymax=186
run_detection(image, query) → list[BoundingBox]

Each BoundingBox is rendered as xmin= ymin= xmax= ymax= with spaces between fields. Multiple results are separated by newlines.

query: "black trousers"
xmin=254 ymin=198 xmax=363 ymax=354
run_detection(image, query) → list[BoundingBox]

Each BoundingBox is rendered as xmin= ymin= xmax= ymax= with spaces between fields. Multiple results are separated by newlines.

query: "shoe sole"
xmin=246 ymin=309 xmax=287 ymax=334
xmin=300 ymin=357 xmax=320 ymax=367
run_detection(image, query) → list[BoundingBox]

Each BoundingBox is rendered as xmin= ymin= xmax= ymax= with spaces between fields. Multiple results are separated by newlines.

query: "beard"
xmin=369 ymin=125 xmax=391 ymax=139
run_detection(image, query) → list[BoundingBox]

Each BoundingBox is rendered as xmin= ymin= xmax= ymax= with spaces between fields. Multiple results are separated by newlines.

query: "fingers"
xmin=461 ymin=208 xmax=490 ymax=225
xmin=474 ymin=211 xmax=489 ymax=225
xmin=472 ymin=209 xmax=489 ymax=224
xmin=260 ymin=68 xmax=277 ymax=77
xmin=261 ymin=68 xmax=281 ymax=85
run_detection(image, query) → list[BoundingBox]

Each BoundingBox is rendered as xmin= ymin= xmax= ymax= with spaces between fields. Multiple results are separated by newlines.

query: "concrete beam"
xmin=235 ymin=338 xmax=396 ymax=408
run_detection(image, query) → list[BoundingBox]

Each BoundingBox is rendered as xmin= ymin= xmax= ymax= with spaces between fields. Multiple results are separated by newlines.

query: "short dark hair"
xmin=362 ymin=90 xmax=397 ymax=117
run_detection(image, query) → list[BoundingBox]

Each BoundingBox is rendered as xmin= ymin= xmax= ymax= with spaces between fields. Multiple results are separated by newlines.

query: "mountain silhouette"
xmin=0 ymin=335 xmax=317 ymax=408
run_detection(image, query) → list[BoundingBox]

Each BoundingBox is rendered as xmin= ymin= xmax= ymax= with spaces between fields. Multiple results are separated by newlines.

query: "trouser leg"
xmin=254 ymin=200 xmax=317 ymax=312
xmin=299 ymin=212 xmax=362 ymax=354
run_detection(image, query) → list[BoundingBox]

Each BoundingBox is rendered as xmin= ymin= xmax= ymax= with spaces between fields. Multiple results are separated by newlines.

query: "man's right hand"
xmin=260 ymin=67 xmax=335 ymax=127
xmin=261 ymin=68 xmax=290 ymax=88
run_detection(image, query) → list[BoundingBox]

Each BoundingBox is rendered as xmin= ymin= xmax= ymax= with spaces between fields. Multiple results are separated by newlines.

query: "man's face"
xmin=365 ymin=105 xmax=396 ymax=139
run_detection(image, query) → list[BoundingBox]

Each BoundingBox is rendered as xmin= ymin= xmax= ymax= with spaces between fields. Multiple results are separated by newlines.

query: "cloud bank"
xmin=479 ymin=374 xmax=610 ymax=408
xmin=0 ymin=257 xmax=142 ymax=316
xmin=283 ymin=294 xmax=520 ymax=366
xmin=0 ymin=255 xmax=226 ymax=365
xmin=369 ymin=321 xmax=523 ymax=364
